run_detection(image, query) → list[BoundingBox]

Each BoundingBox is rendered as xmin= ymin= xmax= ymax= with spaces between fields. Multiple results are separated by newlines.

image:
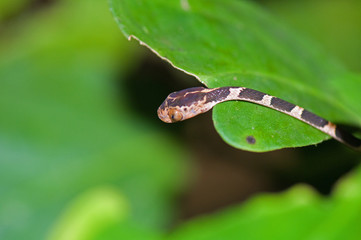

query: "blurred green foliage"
xmin=169 ymin=166 xmax=361 ymax=240
xmin=1 ymin=0 xmax=361 ymax=240
xmin=48 ymin=187 xmax=130 ymax=240
xmin=0 ymin=0 xmax=188 ymax=239
xmin=0 ymin=0 xmax=28 ymax=21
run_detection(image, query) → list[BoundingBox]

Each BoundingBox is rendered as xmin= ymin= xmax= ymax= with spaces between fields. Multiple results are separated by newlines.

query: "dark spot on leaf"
xmin=246 ymin=136 xmax=256 ymax=144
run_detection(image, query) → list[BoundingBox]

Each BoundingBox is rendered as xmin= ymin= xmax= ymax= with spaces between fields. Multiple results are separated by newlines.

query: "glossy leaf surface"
xmin=110 ymin=0 xmax=361 ymax=151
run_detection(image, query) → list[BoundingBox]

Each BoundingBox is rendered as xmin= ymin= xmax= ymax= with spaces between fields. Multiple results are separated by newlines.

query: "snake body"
xmin=157 ymin=86 xmax=361 ymax=150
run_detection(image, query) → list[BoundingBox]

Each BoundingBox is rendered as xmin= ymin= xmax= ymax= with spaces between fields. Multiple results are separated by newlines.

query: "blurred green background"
xmin=0 ymin=0 xmax=360 ymax=239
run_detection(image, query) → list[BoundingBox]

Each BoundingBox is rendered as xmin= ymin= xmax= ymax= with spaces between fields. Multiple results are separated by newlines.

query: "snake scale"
xmin=158 ymin=86 xmax=361 ymax=151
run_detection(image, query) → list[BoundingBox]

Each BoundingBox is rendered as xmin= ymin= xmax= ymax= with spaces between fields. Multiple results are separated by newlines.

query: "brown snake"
xmin=158 ymin=86 xmax=361 ymax=151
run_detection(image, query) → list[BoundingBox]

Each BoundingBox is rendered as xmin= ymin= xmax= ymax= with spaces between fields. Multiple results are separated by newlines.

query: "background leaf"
xmin=109 ymin=0 xmax=361 ymax=151
xmin=48 ymin=187 xmax=130 ymax=240
xmin=168 ymin=160 xmax=361 ymax=240
xmin=0 ymin=0 xmax=189 ymax=239
xmin=0 ymin=0 xmax=28 ymax=21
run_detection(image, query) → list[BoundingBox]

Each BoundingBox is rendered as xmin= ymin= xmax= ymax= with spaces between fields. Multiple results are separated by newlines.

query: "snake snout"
xmin=157 ymin=106 xmax=172 ymax=123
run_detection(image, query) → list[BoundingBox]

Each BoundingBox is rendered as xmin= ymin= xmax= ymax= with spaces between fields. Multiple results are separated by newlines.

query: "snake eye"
xmin=169 ymin=109 xmax=183 ymax=122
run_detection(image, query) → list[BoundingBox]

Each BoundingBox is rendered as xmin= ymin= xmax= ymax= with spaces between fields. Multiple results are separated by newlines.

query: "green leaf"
xmin=0 ymin=0 xmax=188 ymax=239
xmin=47 ymin=187 xmax=162 ymax=240
xmin=109 ymin=0 xmax=361 ymax=151
xmin=262 ymin=0 xmax=361 ymax=72
xmin=47 ymin=187 xmax=130 ymax=240
xmin=0 ymin=0 xmax=28 ymax=21
xmin=168 ymin=161 xmax=361 ymax=240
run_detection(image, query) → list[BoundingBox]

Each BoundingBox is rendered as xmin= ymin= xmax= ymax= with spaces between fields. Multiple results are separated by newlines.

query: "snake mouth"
xmin=157 ymin=107 xmax=172 ymax=123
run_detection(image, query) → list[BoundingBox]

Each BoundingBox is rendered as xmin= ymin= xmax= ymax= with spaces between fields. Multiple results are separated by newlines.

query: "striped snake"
xmin=157 ymin=86 xmax=361 ymax=151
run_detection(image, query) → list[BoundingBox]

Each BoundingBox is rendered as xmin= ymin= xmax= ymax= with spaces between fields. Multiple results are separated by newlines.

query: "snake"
xmin=157 ymin=86 xmax=361 ymax=151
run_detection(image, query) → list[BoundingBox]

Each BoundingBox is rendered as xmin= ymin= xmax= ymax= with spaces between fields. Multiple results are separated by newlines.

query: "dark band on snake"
xmin=335 ymin=127 xmax=360 ymax=148
xmin=271 ymin=97 xmax=296 ymax=112
xmin=238 ymin=88 xmax=265 ymax=101
xmin=158 ymin=86 xmax=361 ymax=151
xmin=301 ymin=109 xmax=328 ymax=128
xmin=205 ymin=88 xmax=230 ymax=103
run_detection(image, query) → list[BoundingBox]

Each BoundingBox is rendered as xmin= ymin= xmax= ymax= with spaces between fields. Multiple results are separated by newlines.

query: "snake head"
xmin=158 ymin=87 xmax=216 ymax=123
